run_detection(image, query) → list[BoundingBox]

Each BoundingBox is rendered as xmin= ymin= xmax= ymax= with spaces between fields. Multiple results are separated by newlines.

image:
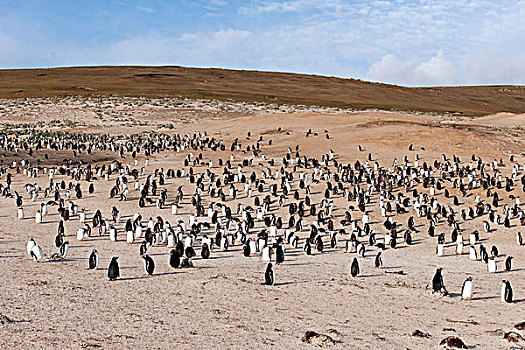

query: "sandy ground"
xmin=0 ymin=99 xmax=524 ymax=349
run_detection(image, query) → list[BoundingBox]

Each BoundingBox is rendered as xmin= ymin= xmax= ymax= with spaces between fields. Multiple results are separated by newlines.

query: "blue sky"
xmin=1 ymin=0 xmax=524 ymax=86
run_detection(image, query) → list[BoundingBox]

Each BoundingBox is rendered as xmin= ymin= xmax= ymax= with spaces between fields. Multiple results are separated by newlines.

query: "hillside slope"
xmin=0 ymin=66 xmax=524 ymax=116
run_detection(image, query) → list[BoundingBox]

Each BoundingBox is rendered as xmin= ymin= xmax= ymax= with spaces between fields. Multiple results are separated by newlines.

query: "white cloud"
xmin=367 ymin=50 xmax=458 ymax=86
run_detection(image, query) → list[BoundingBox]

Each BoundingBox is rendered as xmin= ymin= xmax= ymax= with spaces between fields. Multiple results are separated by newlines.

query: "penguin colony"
xmin=1 ymin=127 xmax=523 ymax=305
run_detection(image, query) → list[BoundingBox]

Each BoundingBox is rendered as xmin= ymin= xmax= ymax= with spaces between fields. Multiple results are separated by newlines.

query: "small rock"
xmin=440 ymin=336 xmax=467 ymax=349
xmin=412 ymin=330 xmax=431 ymax=338
xmin=504 ymin=331 xmax=525 ymax=343
xmin=301 ymin=331 xmax=336 ymax=345
xmin=515 ymin=321 xmax=525 ymax=330
xmin=486 ymin=329 xmax=505 ymax=337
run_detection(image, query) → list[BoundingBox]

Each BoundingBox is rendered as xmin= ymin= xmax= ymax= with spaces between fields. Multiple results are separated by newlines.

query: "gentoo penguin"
xmin=30 ymin=243 xmax=44 ymax=262
xmin=303 ymin=239 xmax=311 ymax=255
xmin=59 ymin=241 xmax=69 ymax=258
xmin=517 ymin=232 xmax=523 ymax=246
xmin=27 ymin=238 xmax=36 ymax=257
xmin=505 ymin=256 xmax=513 ymax=271
xmin=491 ymin=245 xmax=499 ymax=257
xmin=501 ymin=280 xmax=513 ymax=303
xmin=185 ymin=246 xmax=196 ymax=259
xmin=357 ymin=243 xmax=365 ymax=257
xmin=315 ymin=236 xmax=324 ymax=252
xmin=201 ymin=243 xmax=210 ymax=259
xmin=469 ymin=245 xmax=477 ymax=261
xmin=483 ymin=221 xmax=491 ymax=233
xmin=461 ymin=277 xmax=473 ymax=300
xmin=350 ymin=257 xmax=360 ymax=277
xmin=275 ymin=245 xmax=284 ymax=264
xmin=456 ymin=240 xmax=463 ymax=255
xmin=243 ymin=242 xmax=251 ymax=257
xmin=169 ymin=249 xmax=181 ymax=268
xmin=488 ymin=256 xmax=497 ymax=273
xmin=88 ymin=249 xmax=99 ymax=270
xmin=108 ymin=257 xmax=120 ymax=280
xmin=264 ymin=262 xmax=275 ymax=286
xmin=262 ymin=245 xmax=272 ymax=261
xmin=142 ymin=255 xmax=155 ymax=275
xmin=436 ymin=243 xmax=444 ymax=257
xmin=375 ymin=252 xmax=383 ymax=268
xmin=139 ymin=241 xmax=148 ymax=257
xmin=432 ymin=268 xmax=446 ymax=294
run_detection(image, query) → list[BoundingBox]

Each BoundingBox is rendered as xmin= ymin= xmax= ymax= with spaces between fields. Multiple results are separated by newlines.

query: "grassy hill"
xmin=0 ymin=66 xmax=524 ymax=116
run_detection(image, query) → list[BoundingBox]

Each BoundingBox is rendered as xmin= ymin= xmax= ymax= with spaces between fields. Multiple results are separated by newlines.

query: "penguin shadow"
xmin=471 ymin=296 xmax=498 ymax=301
xmin=381 ymin=266 xmax=403 ymax=270
xmin=357 ymin=274 xmax=381 ymax=278
xmin=116 ymin=276 xmax=150 ymax=281
xmin=512 ymin=299 xmax=525 ymax=303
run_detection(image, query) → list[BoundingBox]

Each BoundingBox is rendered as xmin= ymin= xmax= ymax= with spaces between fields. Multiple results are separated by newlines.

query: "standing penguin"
xmin=139 ymin=241 xmax=148 ymax=257
xmin=201 ymin=243 xmax=210 ymax=259
xmin=243 ymin=242 xmax=251 ymax=257
xmin=501 ymin=280 xmax=513 ymax=303
xmin=350 ymin=257 xmax=360 ymax=277
xmin=59 ymin=241 xmax=69 ymax=258
xmin=461 ymin=277 xmax=473 ymax=300
xmin=30 ymin=243 xmax=44 ymax=262
xmin=264 ymin=262 xmax=275 ymax=285
xmin=275 ymin=244 xmax=285 ymax=264
xmin=432 ymin=268 xmax=446 ymax=294
xmin=88 ymin=249 xmax=99 ymax=269
xmin=505 ymin=256 xmax=513 ymax=271
xmin=142 ymin=255 xmax=155 ymax=275
xmin=108 ymin=257 xmax=120 ymax=280
xmin=169 ymin=249 xmax=181 ymax=268
xmin=303 ymin=239 xmax=311 ymax=255
xmin=375 ymin=252 xmax=383 ymax=268
xmin=488 ymin=256 xmax=497 ymax=273
xmin=26 ymin=238 xmax=36 ymax=257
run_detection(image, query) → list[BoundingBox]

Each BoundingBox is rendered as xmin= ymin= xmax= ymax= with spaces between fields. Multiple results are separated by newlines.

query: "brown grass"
xmin=0 ymin=66 xmax=524 ymax=116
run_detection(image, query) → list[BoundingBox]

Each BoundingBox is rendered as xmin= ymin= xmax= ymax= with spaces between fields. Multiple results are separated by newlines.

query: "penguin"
xmin=30 ymin=243 xmax=44 ymax=262
xmin=315 ymin=236 xmax=324 ymax=252
xmin=432 ymin=268 xmax=446 ymax=294
xmin=375 ymin=252 xmax=382 ymax=268
xmin=201 ymin=243 xmax=210 ymax=259
xmin=488 ymin=256 xmax=497 ymax=273
xmin=139 ymin=241 xmax=148 ymax=257
xmin=456 ymin=240 xmax=463 ymax=255
xmin=243 ymin=242 xmax=251 ymax=257
xmin=169 ymin=249 xmax=181 ymax=268
xmin=350 ymin=257 xmax=360 ymax=277
xmin=436 ymin=243 xmax=444 ymax=257
xmin=517 ymin=232 xmax=523 ymax=246
xmin=26 ymin=238 xmax=36 ymax=257
xmin=303 ymin=239 xmax=311 ymax=255
xmin=264 ymin=262 xmax=275 ymax=286
xmin=469 ymin=245 xmax=477 ymax=261
xmin=89 ymin=249 xmax=99 ymax=270
xmin=185 ymin=246 xmax=196 ymax=259
xmin=275 ymin=244 xmax=284 ymax=264
xmin=505 ymin=256 xmax=513 ymax=271
xmin=461 ymin=276 xmax=473 ymax=300
xmin=491 ymin=245 xmax=499 ymax=257
xmin=483 ymin=221 xmax=490 ymax=233
xmin=108 ymin=257 xmax=120 ymax=280
xmin=262 ymin=245 xmax=272 ymax=261
xmin=142 ymin=255 xmax=155 ymax=275
xmin=501 ymin=280 xmax=513 ymax=303
xmin=59 ymin=241 xmax=69 ymax=258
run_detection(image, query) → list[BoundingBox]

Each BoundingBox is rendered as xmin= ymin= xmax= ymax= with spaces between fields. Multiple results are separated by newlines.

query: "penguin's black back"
xmin=108 ymin=258 xmax=120 ymax=280
xmin=170 ymin=250 xmax=180 ymax=268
